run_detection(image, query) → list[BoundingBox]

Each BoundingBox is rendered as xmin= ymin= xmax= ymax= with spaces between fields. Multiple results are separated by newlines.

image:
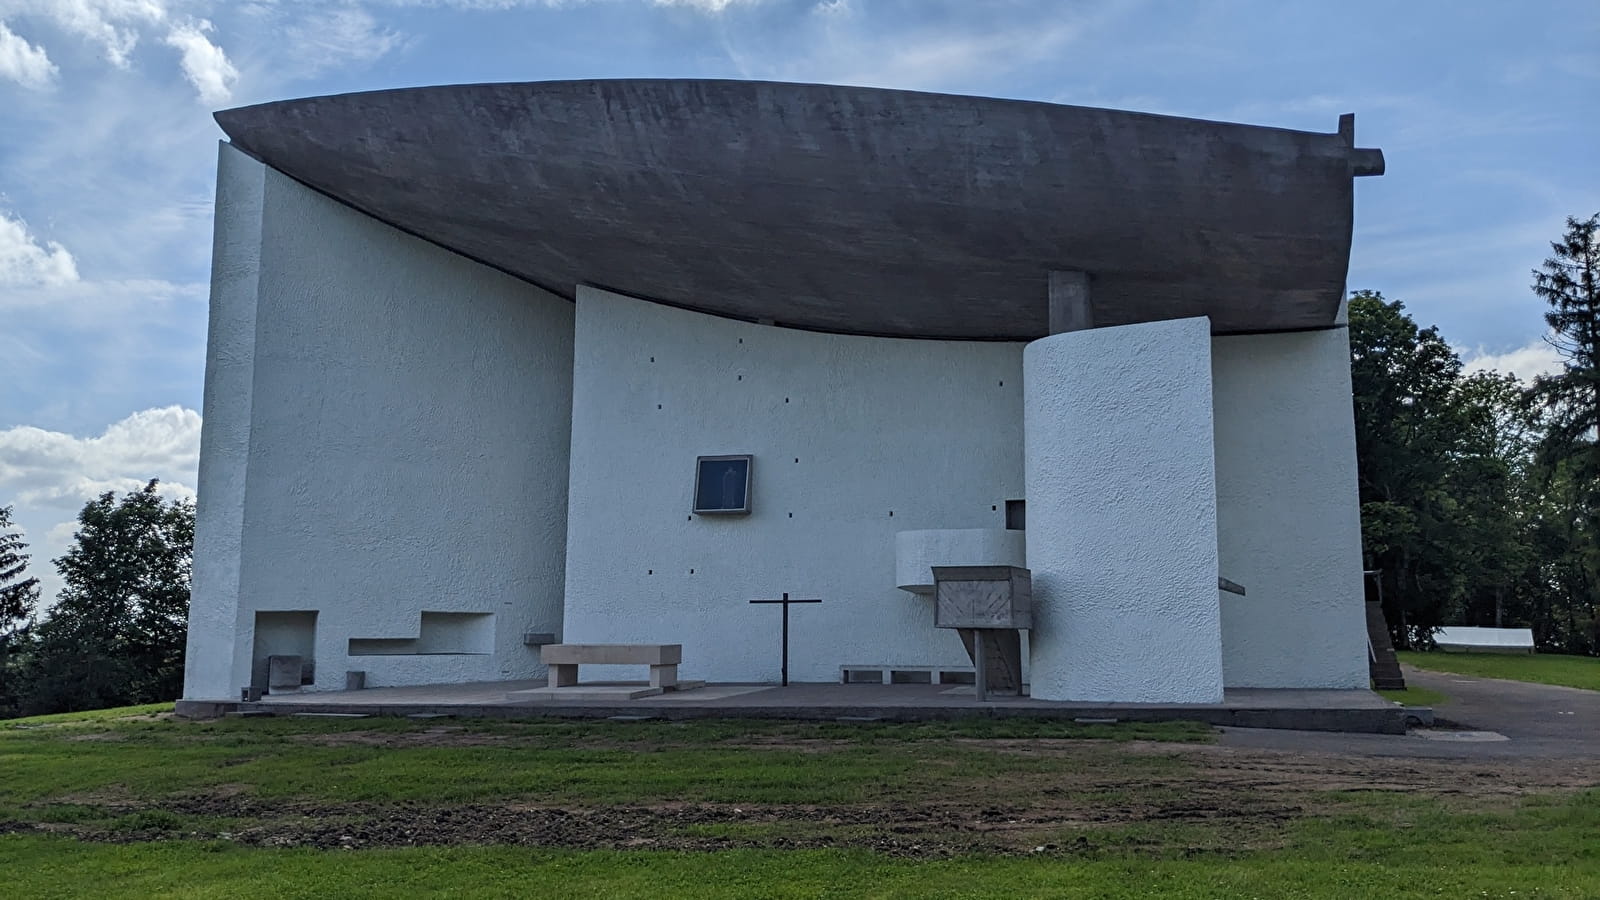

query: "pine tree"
xmin=1 ymin=505 xmax=41 ymax=716
xmin=1532 ymin=212 xmax=1600 ymax=465
xmin=1529 ymin=213 xmax=1600 ymax=654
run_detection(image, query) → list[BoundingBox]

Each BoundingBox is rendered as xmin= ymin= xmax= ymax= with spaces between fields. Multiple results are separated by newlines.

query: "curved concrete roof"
xmin=215 ymin=79 xmax=1383 ymax=340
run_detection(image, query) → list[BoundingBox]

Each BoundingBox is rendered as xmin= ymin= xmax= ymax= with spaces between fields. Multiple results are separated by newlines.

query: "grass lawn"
xmin=2 ymin=706 xmax=1597 ymax=898
xmin=1399 ymin=650 xmax=1600 ymax=692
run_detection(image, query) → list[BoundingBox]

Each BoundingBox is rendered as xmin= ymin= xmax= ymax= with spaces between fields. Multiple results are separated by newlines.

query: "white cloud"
xmin=284 ymin=7 xmax=406 ymax=78
xmin=164 ymin=17 xmax=236 ymax=104
xmin=0 ymin=211 xmax=78 ymax=287
xmin=0 ymin=406 xmax=201 ymax=508
xmin=720 ymin=3 xmax=1127 ymax=93
xmin=4 ymin=0 xmax=169 ymax=67
xmin=0 ymin=2 xmax=240 ymax=99
xmin=651 ymin=0 xmax=756 ymax=11
xmin=358 ymin=0 xmax=761 ymax=10
xmin=0 ymin=18 xmax=56 ymax=87
xmin=1461 ymin=336 xmax=1565 ymax=383
xmin=0 ymin=406 xmax=201 ymax=606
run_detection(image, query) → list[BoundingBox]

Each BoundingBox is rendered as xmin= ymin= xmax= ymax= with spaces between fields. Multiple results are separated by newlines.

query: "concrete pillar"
xmin=1023 ymin=316 xmax=1223 ymax=703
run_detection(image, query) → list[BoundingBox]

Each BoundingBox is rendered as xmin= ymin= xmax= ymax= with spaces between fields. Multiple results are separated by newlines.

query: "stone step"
xmin=1364 ymin=600 xmax=1406 ymax=691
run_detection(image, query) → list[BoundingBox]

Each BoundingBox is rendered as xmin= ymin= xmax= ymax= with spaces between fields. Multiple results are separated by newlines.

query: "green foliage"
xmin=14 ymin=482 xmax=194 ymax=717
xmin=1347 ymin=292 xmax=1533 ymax=646
xmin=1349 ymin=264 xmax=1598 ymax=654
xmin=1397 ymin=650 xmax=1600 ymax=692
xmin=0 ymin=505 xmax=41 ymax=718
xmin=1527 ymin=212 xmax=1600 ymax=654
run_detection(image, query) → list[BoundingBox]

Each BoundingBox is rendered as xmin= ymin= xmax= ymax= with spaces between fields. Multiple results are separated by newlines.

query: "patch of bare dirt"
xmin=10 ymin=741 xmax=1595 ymax=858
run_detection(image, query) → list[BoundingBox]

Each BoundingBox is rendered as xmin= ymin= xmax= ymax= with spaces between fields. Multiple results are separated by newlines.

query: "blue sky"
xmin=1 ymin=0 xmax=1597 ymax=601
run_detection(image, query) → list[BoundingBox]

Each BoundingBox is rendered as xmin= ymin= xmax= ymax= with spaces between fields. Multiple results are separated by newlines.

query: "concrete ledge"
xmin=176 ymin=694 xmax=1415 ymax=734
xmin=175 ymin=699 xmax=240 ymax=719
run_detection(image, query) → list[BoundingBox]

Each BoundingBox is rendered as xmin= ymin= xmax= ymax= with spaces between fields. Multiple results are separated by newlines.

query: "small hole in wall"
xmin=658 ymin=404 xmax=663 ymax=410
xmin=889 ymin=510 xmax=895 ymax=517
xmin=650 ymin=356 xmax=655 ymax=363
xmin=738 ymin=338 xmax=743 ymax=344
xmin=999 ymin=380 xmax=1005 ymax=386
xmin=794 ymin=457 xmax=799 ymax=463
xmin=737 ymin=374 xmax=742 ymax=381
xmin=689 ymin=568 xmax=695 ymax=574
xmin=784 ymin=398 xmax=790 ymax=403
xmin=992 ymin=505 xmax=997 ymax=511
xmin=788 ymin=512 xmax=793 ymax=518
xmin=648 ymin=569 xmax=653 ymax=575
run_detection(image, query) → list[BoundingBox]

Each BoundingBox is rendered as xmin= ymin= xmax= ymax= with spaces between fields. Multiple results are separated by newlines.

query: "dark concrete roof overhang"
xmin=215 ymin=79 xmax=1384 ymax=340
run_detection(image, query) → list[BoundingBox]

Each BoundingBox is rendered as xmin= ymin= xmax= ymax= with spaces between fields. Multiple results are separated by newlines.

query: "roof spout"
xmin=1338 ymin=113 xmax=1386 ymax=177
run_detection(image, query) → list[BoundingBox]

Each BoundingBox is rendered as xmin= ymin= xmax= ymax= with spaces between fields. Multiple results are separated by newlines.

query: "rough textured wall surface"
xmin=561 ymin=287 xmax=1025 ymax=684
xmin=1212 ymin=329 xmax=1368 ymax=688
xmin=184 ymin=143 xmax=263 ymax=699
xmin=894 ymin=529 xmax=1026 ymax=594
xmin=1024 ymin=317 xmax=1224 ymax=703
xmin=182 ymin=146 xmax=574 ymax=700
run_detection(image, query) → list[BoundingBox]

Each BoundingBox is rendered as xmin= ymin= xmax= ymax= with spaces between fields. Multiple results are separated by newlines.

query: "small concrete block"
xmin=267 ymin=655 xmax=304 ymax=692
xmin=550 ymin=663 xmax=579 ymax=687
xmin=649 ymin=664 xmax=678 ymax=689
xmin=345 ymin=671 xmax=366 ymax=691
xmin=240 ymin=686 xmax=262 ymax=702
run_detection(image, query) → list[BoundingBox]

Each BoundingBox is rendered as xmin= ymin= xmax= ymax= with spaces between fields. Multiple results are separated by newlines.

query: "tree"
xmin=18 ymin=481 xmax=194 ymax=716
xmin=1532 ymin=212 xmax=1600 ymax=447
xmin=0 ymin=505 xmax=41 ymax=716
xmin=1527 ymin=213 xmax=1600 ymax=655
xmin=1347 ymin=291 xmax=1475 ymax=646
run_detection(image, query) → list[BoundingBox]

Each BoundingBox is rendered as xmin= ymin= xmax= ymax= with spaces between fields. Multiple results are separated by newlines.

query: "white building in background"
xmin=182 ymin=80 xmax=1386 ymax=705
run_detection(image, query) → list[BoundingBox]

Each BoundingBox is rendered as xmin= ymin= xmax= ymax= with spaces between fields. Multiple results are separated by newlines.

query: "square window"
xmin=693 ymin=455 xmax=752 ymax=515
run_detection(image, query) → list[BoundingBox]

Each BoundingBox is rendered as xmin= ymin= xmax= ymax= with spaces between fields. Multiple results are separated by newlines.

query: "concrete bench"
xmin=541 ymin=643 xmax=683 ymax=689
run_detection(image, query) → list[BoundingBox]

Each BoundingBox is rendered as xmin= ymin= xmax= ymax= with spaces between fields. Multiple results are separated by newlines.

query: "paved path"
xmin=1221 ymin=665 xmax=1599 ymax=759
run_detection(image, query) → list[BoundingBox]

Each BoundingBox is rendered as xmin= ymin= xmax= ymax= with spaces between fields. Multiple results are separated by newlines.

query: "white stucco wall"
xmin=894 ymin=529 xmax=1026 ymax=595
xmin=1212 ymin=328 xmax=1368 ymax=688
xmin=561 ymin=286 xmax=1025 ymax=683
xmin=183 ymin=144 xmax=575 ymax=699
xmin=184 ymin=143 xmax=264 ymax=699
xmin=1024 ymin=317 xmax=1224 ymax=703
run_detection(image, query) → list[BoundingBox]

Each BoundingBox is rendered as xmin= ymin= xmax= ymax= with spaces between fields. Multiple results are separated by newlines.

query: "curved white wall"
xmin=1024 ymin=317 xmax=1223 ymax=703
xmin=183 ymin=144 xmax=575 ymax=699
xmin=895 ymin=529 xmax=1026 ymax=594
xmin=1212 ymin=328 xmax=1368 ymax=688
xmin=561 ymin=287 xmax=1025 ymax=683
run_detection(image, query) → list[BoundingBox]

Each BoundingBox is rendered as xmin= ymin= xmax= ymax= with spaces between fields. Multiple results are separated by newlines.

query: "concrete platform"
xmin=508 ymin=680 xmax=708 ymax=702
xmin=176 ymin=680 xmax=1413 ymax=734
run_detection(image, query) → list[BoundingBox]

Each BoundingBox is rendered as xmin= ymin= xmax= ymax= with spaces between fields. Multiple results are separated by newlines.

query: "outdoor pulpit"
xmin=931 ymin=565 xmax=1032 ymax=701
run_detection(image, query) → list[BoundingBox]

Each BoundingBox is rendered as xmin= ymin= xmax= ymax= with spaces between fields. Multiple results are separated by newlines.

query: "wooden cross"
xmin=747 ymin=592 xmax=822 ymax=687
